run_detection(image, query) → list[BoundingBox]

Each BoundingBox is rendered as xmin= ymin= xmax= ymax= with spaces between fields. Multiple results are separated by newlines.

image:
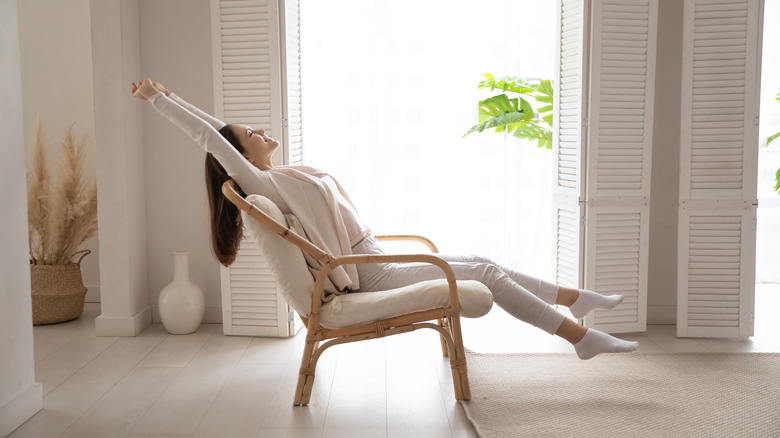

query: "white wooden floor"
xmin=10 ymin=283 xmax=779 ymax=438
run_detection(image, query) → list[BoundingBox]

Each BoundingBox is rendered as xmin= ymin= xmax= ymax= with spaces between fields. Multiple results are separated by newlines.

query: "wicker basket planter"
xmin=30 ymin=250 xmax=89 ymax=325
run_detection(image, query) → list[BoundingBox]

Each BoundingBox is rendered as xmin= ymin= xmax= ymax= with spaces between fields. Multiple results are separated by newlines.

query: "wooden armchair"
xmin=221 ymin=180 xmax=493 ymax=405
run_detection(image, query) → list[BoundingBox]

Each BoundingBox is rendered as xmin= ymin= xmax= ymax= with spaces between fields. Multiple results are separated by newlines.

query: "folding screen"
xmin=554 ymin=0 xmax=658 ymax=333
xmin=677 ymin=0 xmax=762 ymax=338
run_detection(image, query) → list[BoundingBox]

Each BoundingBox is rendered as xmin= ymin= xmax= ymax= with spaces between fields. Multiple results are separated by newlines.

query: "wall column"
xmin=91 ymin=0 xmax=151 ymax=336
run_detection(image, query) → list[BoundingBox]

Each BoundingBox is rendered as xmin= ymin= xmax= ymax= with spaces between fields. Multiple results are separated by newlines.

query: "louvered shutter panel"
xmin=279 ymin=0 xmax=304 ymax=335
xmin=580 ymin=0 xmax=657 ymax=333
xmin=677 ymin=0 xmax=761 ymax=338
xmin=553 ymin=0 xmax=589 ymax=292
xmin=212 ymin=0 xmax=301 ymax=336
xmin=280 ymin=0 xmax=303 ymax=165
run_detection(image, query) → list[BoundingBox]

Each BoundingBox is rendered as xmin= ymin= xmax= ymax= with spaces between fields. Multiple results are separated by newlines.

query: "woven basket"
xmin=30 ymin=250 xmax=90 ymax=325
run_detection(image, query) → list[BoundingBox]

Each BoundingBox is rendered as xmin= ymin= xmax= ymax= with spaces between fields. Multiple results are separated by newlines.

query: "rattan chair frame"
xmin=222 ymin=180 xmax=472 ymax=405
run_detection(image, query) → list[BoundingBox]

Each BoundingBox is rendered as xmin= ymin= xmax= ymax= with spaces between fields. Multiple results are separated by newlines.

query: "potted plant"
xmin=464 ymin=73 xmax=554 ymax=149
xmin=27 ymin=120 xmax=98 ymax=325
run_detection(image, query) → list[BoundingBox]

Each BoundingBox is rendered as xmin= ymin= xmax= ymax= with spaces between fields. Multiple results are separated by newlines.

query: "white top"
xmin=148 ymin=92 xmax=370 ymax=290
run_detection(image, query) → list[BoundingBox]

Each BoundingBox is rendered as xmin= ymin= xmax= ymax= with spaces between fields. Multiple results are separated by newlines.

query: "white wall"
xmin=139 ymin=0 xmax=223 ymax=323
xmin=17 ymin=0 xmax=101 ymax=303
xmin=14 ymin=0 xmax=222 ymax=337
xmin=0 ymin=0 xmax=43 ymax=433
xmin=648 ymin=0 xmax=684 ymax=324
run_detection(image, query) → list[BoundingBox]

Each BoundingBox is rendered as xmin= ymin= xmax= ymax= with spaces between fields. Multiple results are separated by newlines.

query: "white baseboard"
xmin=647 ymin=305 xmax=676 ymax=324
xmin=95 ymin=305 xmax=152 ymax=336
xmin=0 ymin=383 xmax=42 ymax=437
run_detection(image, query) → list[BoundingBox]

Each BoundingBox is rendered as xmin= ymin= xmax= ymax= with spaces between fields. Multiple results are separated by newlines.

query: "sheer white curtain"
xmin=300 ymin=0 xmax=556 ymax=278
xmin=757 ymin=0 xmax=780 ymax=284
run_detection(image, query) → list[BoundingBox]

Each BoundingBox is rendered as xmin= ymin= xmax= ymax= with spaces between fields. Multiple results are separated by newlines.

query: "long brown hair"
xmin=205 ymin=124 xmax=246 ymax=266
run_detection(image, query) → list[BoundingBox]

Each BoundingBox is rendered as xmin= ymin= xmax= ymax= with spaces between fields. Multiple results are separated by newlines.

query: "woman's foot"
xmin=573 ymin=329 xmax=638 ymax=360
xmin=568 ymin=289 xmax=624 ymax=318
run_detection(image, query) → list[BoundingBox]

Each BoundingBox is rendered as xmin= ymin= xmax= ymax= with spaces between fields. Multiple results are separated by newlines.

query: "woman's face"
xmin=232 ymin=124 xmax=279 ymax=170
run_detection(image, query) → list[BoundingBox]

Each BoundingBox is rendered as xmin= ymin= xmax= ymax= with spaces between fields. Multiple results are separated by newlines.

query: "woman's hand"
xmin=131 ymin=78 xmax=161 ymax=100
xmin=153 ymin=81 xmax=171 ymax=97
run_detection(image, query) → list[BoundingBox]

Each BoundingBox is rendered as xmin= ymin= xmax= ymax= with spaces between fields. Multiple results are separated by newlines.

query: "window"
xmin=300 ymin=0 xmax=556 ymax=277
xmin=757 ymin=0 xmax=780 ymax=284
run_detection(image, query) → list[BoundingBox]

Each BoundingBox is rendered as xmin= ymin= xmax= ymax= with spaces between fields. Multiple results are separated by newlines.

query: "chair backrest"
xmin=221 ymin=180 xmax=331 ymax=263
xmin=222 ymin=180 xmax=319 ymax=317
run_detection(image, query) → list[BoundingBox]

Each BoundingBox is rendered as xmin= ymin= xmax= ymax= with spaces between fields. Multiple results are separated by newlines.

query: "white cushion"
xmin=242 ymin=195 xmax=493 ymax=328
xmin=320 ymin=279 xmax=493 ymax=329
xmin=242 ymin=195 xmax=314 ymax=317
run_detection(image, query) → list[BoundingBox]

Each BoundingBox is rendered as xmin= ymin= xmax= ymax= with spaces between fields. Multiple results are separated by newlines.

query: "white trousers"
xmin=352 ymin=236 xmax=567 ymax=335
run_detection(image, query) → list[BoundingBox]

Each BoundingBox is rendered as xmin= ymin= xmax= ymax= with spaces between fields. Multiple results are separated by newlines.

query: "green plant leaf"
xmin=478 ymin=74 xmax=535 ymax=94
xmin=536 ymin=79 xmax=553 ymax=95
xmin=775 ymin=167 xmax=780 ymax=193
xmin=765 ymin=130 xmax=780 ymax=147
xmin=463 ymin=123 xmax=484 ymax=136
xmin=772 ymin=88 xmax=780 ymax=195
xmin=512 ymin=123 xmax=553 ymax=149
xmin=537 ymin=104 xmax=553 ymax=114
xmin=486 ymin=110 xmax=535 ymax=130
xmin=531 ymin=79 xmax=555 ymax=131
xmin=476 ymin=94 xmax=536 ymax=125
xmin=517 ymin=97 xmax=534 ymax=119
xmin=534 ymin=79 xmax=554 ymax=103
xmin=535 ymin=95 xmax=553 ymax=104
xmin=465 ymin=107 xmax=535 ymax=137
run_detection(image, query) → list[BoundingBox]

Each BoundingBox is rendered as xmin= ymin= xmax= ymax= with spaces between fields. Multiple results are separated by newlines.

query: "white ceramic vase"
xmin=158 ymin=251 xmax=205 ymax=334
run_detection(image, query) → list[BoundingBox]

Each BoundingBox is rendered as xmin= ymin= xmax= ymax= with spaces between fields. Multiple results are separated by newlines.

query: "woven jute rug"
xmin=460 ymin=352 xmax=780 ymax=438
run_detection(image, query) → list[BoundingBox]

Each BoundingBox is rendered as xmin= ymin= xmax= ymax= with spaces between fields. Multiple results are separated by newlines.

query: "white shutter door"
xmin=220 ymin=244 xmax=290 ymax=336
xmin=212 ymin=0 xmax=283 ymax=144
xmin=212 ymin=0 xmax=297 ymax=336
xmin=581 ymin=0 xmax=657 ymax=333
xmin=280 ymin=0 xmax=303 ymax=166
xmin=677 ymin=0 xmax=761 ymax=338
xmin=279 ymin=0 xmax=304 ymax=334
xmin=678 ymin=205 xmax=756 ymax=337
xmin=553 ymin=0 xmax=589 ymax=291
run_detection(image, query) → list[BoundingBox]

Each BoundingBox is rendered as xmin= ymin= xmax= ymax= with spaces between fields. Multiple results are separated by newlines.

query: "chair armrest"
xmin=309 ymin=253 xmax=460 ymax=318
xmin=374 ymin=235 xmax=439 ymax=253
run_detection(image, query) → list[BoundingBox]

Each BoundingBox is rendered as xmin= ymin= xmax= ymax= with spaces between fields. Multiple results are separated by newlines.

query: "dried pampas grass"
xmin=27 ymin=119 xmax=98 ymax=265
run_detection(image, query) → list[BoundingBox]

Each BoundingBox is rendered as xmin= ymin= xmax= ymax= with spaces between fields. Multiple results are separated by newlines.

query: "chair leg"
xmin=438 ymin=318 xmax=449 ymax=357
xmin=447 ymin=316 xmax=471 ymax=401
xmin=294 ymin=337 xmax=319 ymax=406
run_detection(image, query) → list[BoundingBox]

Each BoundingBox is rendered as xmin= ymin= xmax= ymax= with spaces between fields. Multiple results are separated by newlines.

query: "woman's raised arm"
xmin=130 ymin=78 xmax=261 ymax=183
xmin=135 ymin=79 xmax=227 ymax=131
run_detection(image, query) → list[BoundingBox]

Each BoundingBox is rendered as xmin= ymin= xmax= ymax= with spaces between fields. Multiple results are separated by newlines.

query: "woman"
xmin=132 ymin=78 xmax=637 ymax=360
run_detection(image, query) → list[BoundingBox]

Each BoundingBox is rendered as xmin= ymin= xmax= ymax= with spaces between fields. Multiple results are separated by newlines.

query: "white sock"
xmin=568 ymin=289 xmax=623 ymax=318
xmin=573 ymin=329 xmax=638 ymax=360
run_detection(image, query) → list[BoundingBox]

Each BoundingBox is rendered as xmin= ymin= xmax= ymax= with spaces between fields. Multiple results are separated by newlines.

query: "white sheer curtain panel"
xmin=300 ymin=0 xmax=556 ymax=279
xmin=757 ymin=0 xmax=780 ymax=284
